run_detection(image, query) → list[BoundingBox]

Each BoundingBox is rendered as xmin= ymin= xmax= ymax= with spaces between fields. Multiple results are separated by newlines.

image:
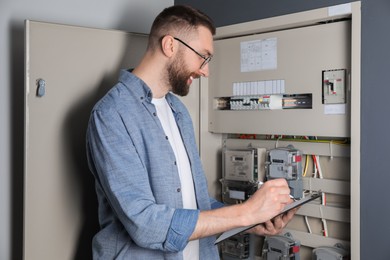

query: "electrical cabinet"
xmin=201 ymin=3 xmax=361 ymax=260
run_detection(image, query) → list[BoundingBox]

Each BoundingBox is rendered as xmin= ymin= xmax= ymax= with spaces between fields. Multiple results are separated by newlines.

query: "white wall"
xmin=0 ymin=0 xmax=173 ymax=259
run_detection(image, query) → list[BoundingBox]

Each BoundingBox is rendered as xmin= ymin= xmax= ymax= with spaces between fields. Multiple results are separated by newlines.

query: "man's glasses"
xmin=173 ymin=37 xmax=212 ymax=69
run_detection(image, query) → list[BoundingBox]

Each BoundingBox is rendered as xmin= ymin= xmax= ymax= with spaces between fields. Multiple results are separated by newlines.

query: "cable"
xmin=314 ymin=155 xmax=328 ymax=237
xmin=302 ymin=154 xmax=309 ymax=177
xmin=304 ymin=216 xmax=313 ymax=234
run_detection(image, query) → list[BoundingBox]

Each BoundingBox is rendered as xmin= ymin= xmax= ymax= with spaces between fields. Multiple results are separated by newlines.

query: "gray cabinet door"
xmin=24 ymin=21 xmax=148 ymax=260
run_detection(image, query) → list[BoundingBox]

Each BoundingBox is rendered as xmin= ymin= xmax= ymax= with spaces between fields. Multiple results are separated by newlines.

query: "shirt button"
xmin=174 ymin=161 xmax=177 ymax=165
xmin=165 ymin=136 xmax=169 ymax=140
xmin=177 ymin=188 xmax=181 ymax=192
xmin=153 ymin=112 xmax=156 ymax=116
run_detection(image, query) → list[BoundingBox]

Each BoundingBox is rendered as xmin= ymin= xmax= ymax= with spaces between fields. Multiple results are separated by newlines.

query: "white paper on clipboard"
xmin=214 ymin=192 xmax=322 ymax=244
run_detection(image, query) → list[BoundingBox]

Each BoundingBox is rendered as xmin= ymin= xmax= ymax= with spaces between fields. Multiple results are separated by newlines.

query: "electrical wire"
xmin=303 ymin=154 xmax=309 ymax=177
xmin=313 ymin=154 xmax=329 ymax=237
xmin=304 ymin=216 xmax=313 ymax=234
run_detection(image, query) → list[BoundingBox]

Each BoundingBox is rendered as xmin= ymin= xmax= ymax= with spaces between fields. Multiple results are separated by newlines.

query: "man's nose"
xmin=199 ymin=63 xmax=210 ymax=77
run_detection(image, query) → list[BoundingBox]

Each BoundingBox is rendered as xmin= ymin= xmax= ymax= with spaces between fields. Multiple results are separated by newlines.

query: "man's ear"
xmin=161 ymin=35 xmax=175 ymax=58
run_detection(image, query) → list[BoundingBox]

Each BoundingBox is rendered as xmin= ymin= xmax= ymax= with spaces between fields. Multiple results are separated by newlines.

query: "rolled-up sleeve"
xmin=210 ymin=198 xmax=225 ymax=209
xmin=164 ymin=209 xmax=199 ymax=251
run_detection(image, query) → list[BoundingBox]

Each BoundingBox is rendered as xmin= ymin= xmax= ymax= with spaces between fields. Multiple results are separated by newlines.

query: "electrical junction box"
xmin=266 ymin=146 xmax=303 ymax=199
xmin=312 ymin=245 xmax=349 ymax=260
xmin=221 ymin=233 xmax=250 ymax=259
xmin=322 ymin=69 xmax=347 ymax=104
xmin=262 ymin=233 xmax=301 ymax=260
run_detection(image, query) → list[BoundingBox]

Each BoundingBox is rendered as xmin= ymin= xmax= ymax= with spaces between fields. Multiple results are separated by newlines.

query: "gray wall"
xmin=0 ymin=1 xmax=173 ymax=259
xmin=174 ymin=0 xmax=390 ymax=259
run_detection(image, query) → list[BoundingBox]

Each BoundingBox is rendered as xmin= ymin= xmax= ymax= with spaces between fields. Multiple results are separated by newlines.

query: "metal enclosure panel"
xmin=209 ymin=21 xmax=351 ymax=137
xmin=24 ymin=20 xmax=149 ymax=259
xmin=24 ymin=20 xmax=200 ymax=260
xmin=200 ymin=4 xmax=361 ymax=258
xmin=25 ymin=20 xmax=201 ymax=259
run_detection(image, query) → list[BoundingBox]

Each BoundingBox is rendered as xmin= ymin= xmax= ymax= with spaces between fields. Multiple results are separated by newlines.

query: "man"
xmin=86 ymin=5 xmax=295 ymax=259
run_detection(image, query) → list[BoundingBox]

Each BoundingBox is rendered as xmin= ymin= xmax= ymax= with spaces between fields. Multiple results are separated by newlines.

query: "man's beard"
xmin=167 ymin=53 xmax=194 ymax=97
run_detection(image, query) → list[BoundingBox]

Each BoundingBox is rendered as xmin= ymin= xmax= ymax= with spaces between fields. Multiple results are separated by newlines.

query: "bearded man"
xmin=86 ymin=5 xmax=295 ymax=260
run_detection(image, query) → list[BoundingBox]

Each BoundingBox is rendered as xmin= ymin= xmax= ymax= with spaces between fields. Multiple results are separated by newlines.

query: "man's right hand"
xmin=189 ymin=178 xmax=292 ymax=241
xmin=242 ymin=178 xmax=291 ymax=226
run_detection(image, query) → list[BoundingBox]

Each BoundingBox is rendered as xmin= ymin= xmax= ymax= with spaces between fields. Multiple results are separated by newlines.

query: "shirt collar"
xmin=119 ymin=69 xmax=179 ymax=114
xmin=119 ymin=69 xmax=153 ymax=102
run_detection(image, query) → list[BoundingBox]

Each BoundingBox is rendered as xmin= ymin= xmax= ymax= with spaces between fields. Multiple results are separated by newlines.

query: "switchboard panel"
xmin=207 ymin=13 xmax=356 ymax=260
xmin=209 ymin=21 xmax=351 ymax=137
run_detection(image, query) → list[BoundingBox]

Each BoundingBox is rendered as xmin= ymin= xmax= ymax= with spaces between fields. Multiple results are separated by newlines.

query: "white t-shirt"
xmin=152 ymin=97 xmax=199 ymax=260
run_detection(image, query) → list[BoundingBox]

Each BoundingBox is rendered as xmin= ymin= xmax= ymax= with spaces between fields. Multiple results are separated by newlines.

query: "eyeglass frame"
xmin=173 ymin=37 xmax=212 ymax=69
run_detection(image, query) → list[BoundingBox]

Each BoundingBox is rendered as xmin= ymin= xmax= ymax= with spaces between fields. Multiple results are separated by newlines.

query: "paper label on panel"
xmin=240 ymin=38 xmax=277 ymax=72
xmin=324 ymin=104 xmax=346 ymax=115
xmin=328 ymin=3 xmax=352 ymax=16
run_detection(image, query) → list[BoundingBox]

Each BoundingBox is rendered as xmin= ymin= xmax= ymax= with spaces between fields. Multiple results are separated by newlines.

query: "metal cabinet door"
xmin=24 ymin=21 xmax=148 ymax=260
xmin=25 ymin=20 xmax=201 ymax=260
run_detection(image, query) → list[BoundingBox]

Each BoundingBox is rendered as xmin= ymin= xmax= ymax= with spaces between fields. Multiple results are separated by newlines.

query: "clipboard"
xmin=214 ymin=192 xmax=322 ymax=244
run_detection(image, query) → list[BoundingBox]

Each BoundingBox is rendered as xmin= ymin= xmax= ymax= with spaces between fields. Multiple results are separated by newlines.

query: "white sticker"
xmin=328 ymin=3 xmax=352 ymax=17
xmin=324 ymin=104 xmax=346 ymax=115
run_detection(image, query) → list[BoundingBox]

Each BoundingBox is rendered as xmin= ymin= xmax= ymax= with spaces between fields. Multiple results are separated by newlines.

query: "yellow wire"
xmin=273 ymin=138 xmax=349 ymax=145
xmin=303 ymin=154 xmax=309 ymax=177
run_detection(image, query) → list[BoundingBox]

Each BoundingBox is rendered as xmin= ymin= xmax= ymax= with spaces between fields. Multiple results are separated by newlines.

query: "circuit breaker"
xmin=322 ymin=69 xmax=347 ymax=104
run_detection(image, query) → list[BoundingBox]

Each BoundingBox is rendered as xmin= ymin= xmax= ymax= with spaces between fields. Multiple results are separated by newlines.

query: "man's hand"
xmin=241 ymin=178 xmax=292 ymax=226
xmin=247 ymin=206 xmax=298 ymax=236
xmin=190 ymin=178 xmax=295 ymax=240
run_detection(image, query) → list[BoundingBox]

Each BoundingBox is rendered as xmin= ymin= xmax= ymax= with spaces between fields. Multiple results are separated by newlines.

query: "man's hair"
xmin=147 ymin=5 xmax=216 ymax=51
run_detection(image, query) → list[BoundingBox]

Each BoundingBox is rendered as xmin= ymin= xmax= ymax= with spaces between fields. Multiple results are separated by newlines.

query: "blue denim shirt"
xmin=86 ymin=70 xmax=221 ymax=259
